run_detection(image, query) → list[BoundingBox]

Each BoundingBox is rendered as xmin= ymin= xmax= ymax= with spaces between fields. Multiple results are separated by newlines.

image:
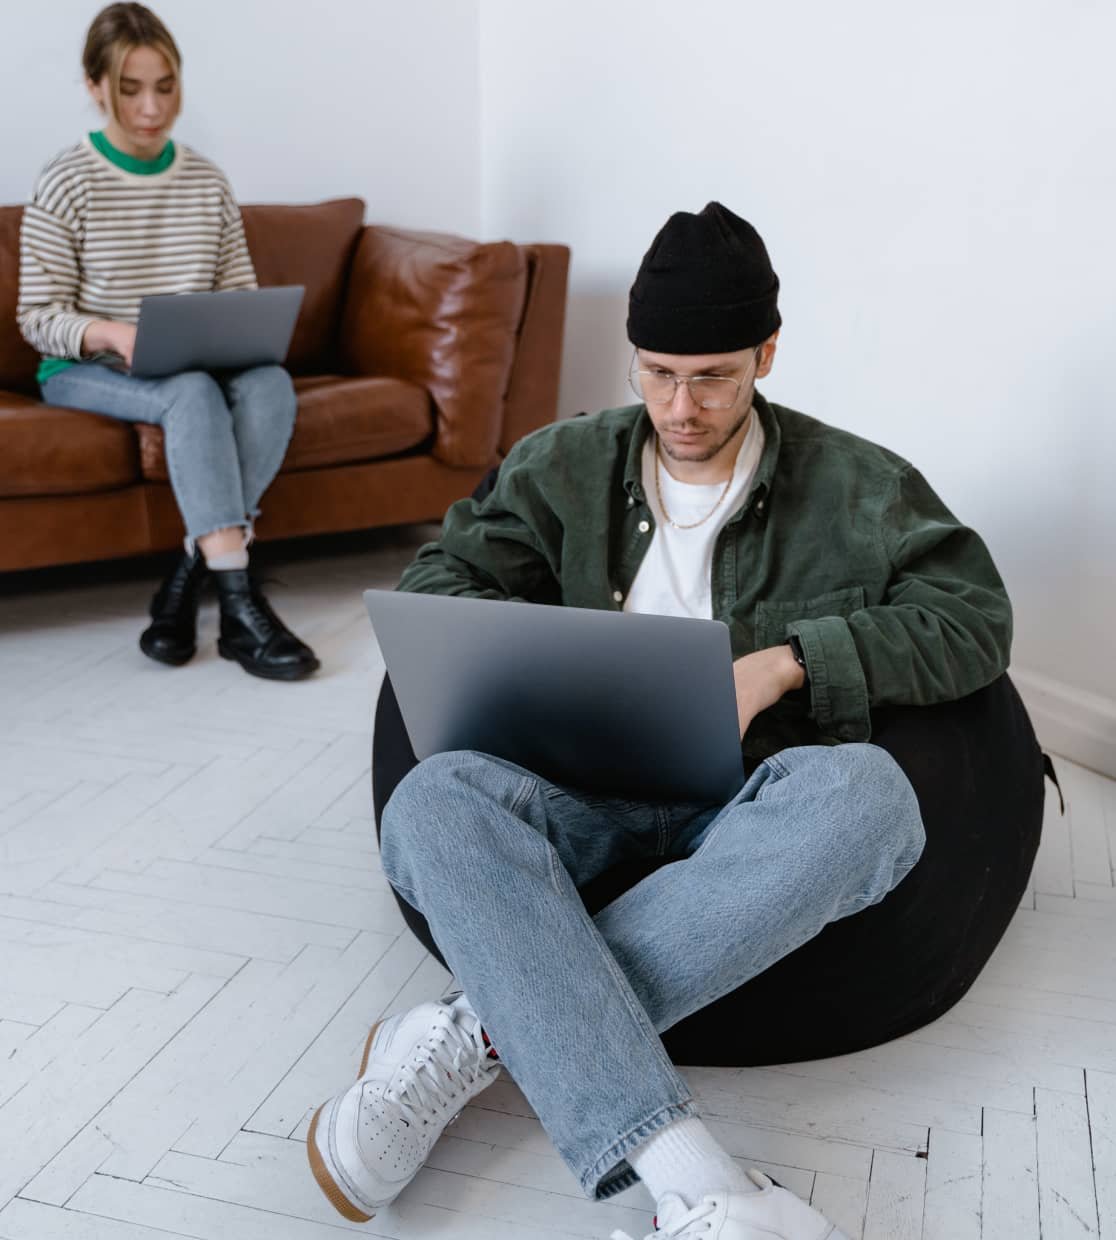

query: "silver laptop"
xmin=130 ymin=286 xmax=304 ymax=378
xmin=364 ymin=589 xmax=745 ymax=803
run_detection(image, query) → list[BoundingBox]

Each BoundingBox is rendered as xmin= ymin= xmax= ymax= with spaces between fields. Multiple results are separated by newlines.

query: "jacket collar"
xmin=622 ymin=390 xmax=781 ymax=520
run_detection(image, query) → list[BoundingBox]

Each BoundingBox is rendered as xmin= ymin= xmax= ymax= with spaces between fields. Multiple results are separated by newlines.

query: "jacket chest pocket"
xmin=754 ymin=585 xmax=866 ymax=650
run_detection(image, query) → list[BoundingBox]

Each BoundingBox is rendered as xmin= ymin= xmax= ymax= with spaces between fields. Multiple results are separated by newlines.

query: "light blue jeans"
xmin=380 ymin=743 xmax=925 ymax=1200
xmin=42 ymin=362 xmax=297 ymax=542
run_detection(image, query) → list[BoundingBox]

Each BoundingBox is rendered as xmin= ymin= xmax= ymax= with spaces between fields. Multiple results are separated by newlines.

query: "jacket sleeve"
xmin=16 ymin=191 xmax=97 ymax=360
xmin=787 ymin=465 xmax=1013 ymax=742
xmin=396 ymin=443 xmax=561 ymax=602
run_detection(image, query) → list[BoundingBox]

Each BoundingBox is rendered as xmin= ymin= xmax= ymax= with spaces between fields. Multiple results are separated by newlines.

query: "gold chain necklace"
xmin=654 ymin=444 xmax=733 ymax=530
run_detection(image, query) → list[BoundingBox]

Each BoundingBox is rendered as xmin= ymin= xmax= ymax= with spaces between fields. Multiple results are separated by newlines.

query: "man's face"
xmin=635 ymin=339 xmax=776 ymax=467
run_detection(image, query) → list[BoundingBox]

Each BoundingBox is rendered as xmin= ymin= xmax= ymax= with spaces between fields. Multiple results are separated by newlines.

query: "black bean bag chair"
xmin=372 ymin=472 xmax=1048 ymax=1065
xmin=373 ymin=667 xmax=1046 ymax=1067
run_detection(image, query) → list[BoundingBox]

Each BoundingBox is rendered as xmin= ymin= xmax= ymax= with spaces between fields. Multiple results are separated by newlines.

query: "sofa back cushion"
xmin=0 ymin=207 xmax=42 ymax=394
xmin=339 ymin=227 xmax=528 ymax=468
xmin=242 ymin=198 xmax=365 ymax=375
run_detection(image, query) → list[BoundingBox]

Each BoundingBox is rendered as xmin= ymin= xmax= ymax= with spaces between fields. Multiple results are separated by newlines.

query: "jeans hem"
xmin=183 ymin=517 xmax=253 ymax=552
xmin=582 ymin=1098 xmax=695 ymax=1200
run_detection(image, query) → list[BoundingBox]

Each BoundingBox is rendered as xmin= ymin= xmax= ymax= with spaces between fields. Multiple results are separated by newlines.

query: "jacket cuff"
xmin=787 ymin=616 xmax=871 ymax=742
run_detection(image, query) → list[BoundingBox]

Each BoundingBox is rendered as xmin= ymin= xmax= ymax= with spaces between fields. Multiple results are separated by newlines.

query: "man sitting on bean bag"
xmin=307 ymin=202 xmax=1013 ymax=1240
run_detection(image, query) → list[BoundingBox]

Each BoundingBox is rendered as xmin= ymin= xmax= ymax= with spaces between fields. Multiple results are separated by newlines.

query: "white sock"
xmin=204 ymin=547 xmax=249 ymax=571
xmin=628 ymin=1115 xmax=757 ymax=1207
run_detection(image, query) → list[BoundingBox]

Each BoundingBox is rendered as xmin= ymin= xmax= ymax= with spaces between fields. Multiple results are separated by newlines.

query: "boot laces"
xmin=380 ymin=1012 xmax=489 ymax=1126
xmin=611 ymin=1198 xmax=716 ymax=1240
xmin=241 ymin=586 xmax=283 ymax=634
xmin=223 ymin=574 xmax=285 ymax=636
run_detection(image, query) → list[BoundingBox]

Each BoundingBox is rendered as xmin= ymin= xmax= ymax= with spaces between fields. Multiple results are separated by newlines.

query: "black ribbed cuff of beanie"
xmin=627 ymin=295 xmax=782 ymax=354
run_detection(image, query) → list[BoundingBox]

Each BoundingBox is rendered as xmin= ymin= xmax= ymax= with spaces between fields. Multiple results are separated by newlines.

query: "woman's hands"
xmin=732 ymin=644 xmax=806 ymax=738
xmin=82 ymin=319 xmax=137 ymax=368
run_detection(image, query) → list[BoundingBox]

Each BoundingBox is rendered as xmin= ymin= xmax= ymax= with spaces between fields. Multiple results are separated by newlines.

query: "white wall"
xmin=2 ymin=0 xmax=481 ymax=234
xmin=3 ymin=0 xmax=1113 ymax=767
xmin=480 ymin=0 xmax=1116 ymax=770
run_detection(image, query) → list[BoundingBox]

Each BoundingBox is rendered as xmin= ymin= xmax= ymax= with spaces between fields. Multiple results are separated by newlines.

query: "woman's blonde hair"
xmin=82 ymin=3 xmax=182 ymax=122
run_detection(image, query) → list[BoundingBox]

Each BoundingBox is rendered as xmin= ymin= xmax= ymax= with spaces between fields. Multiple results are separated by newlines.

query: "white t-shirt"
xmin=624 ymin=411 xmax=765 ymax=619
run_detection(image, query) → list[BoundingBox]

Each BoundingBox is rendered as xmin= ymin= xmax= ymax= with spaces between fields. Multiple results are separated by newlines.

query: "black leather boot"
xmin=139 ymin=548 xmax=209 ymax=666
xmin=212 ymin=569 xmax=320 ymax=681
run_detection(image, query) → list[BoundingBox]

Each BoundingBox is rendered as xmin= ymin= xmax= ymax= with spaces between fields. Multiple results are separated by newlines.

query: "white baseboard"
xmin=1011 ymin=666 xmax=1116 ymax=779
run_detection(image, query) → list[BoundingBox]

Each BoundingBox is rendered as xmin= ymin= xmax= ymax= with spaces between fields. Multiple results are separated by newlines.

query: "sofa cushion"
xmin=0 ymin=208 xmax=41 ymax=395
xmin=242 ymin=199 xmax=365 ymax=376
xmin=0 ymin=392 xmax=139 ymax=498
xmin=136 ymin=374 xmax=433 ymax=480
xmin=339 ymin=227 xmax=528 ymax=469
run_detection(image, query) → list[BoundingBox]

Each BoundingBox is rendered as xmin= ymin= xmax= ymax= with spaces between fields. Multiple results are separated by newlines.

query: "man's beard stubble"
xmin=658 ymin=405 xmax=752 ymax=465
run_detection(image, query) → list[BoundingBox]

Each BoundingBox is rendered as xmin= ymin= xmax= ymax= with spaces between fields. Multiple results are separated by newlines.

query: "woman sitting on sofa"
xmin=16 ymin=2 xmax=318 ymax=681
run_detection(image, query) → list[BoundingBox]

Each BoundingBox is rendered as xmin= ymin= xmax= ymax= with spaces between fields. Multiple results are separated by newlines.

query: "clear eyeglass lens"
xmin=632 ymin=370 xmax=739 ymax=409
xmin=686 ymin=376 xmax=739 ymax=408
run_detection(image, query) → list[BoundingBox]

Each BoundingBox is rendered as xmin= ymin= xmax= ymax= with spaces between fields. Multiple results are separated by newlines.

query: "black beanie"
xmin=627 ymin=202 xmax=781 ymax=353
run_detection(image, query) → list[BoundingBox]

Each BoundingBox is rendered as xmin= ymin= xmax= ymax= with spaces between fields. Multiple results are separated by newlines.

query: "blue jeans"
xmin=42 ymin=362 xmax=297 ymax=542
xmin=380 ymin=743 xmax=925 ymax=1200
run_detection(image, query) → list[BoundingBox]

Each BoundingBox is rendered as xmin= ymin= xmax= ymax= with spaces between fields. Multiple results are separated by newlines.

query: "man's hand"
xmin=732 ymin=644 xmax=806 ymax=738
xmin=82 ymin=320 xmax=137 ymax=369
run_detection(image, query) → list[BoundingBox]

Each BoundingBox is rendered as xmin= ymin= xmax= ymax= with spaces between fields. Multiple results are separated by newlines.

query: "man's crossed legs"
xmin=308 ymin=743 xmax=924 ymax=1239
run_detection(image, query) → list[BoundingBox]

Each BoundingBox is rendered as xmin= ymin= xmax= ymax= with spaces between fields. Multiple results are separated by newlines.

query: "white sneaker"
xmin=610 ymin=1170 xmax=850 ymax=1239
xmin=307 ymin=995 xmax=500 ymax=1220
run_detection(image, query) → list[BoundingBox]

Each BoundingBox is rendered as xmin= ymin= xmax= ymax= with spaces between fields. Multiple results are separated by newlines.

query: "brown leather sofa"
xmin=0 ymin=198 xmax=569 ymax=573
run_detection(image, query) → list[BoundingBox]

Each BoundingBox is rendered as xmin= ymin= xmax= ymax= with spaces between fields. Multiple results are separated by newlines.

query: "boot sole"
xmin=305 ymin=1021 xmax=383 ymax=1222
xmin=139 ymin=637 xmax=195 ymax=667
xmin=218 ymin=641 xmax=320 ymax=681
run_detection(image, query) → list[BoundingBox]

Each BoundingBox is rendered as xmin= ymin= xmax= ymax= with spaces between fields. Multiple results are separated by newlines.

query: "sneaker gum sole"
xmin=306 ymin=1020 xmax=384 ymax=1222
xmin=358 ymin=1020 xmax=382 ymax=1076
xmin=306 ymin=1104 xmax=373 ymax=1223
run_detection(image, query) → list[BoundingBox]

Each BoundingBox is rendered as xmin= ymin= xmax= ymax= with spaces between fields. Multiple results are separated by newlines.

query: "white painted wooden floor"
xmin=1 ymin=530 xmax=1114 ymax=1240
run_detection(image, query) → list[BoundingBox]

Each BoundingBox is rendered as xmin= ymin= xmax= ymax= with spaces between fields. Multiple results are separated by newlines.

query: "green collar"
xmin=89 ymin=129 xmax=175 ymax=175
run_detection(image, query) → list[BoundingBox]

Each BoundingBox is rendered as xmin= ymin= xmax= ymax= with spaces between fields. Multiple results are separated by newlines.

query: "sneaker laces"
xmin=611 ymin=1198 xmax=717 ymax=1240
xmin=380 ymin=1011 xmax=490 ymax=1126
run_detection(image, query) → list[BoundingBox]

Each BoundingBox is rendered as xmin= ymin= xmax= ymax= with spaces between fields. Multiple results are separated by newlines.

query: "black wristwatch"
xmin=786 ymin=635 xmax=809 ymax=690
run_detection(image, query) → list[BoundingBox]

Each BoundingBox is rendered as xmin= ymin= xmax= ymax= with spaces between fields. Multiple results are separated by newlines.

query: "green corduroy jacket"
xmin=397 ymin=392 xmax=1012 ymax=764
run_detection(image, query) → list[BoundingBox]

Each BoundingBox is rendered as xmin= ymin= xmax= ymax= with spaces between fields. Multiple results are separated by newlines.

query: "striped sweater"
xmin=17 ymin=134 xmax=257 ymax=375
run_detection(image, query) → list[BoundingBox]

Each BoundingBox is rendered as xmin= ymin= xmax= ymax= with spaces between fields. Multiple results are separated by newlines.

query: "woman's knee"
xmin=162 ymin=370 xmax=227 ymax=424
xmin=165 ymin=369 xmax=224 ymax=403
xmin=229 ymin=365 xmax=297 ymax=428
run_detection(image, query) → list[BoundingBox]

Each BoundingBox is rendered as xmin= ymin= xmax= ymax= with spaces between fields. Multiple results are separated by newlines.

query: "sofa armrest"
xmin=500 ymin=244 xmax=570 ymax=454
xmin=339 ymin=226 xmax=527 ymax=468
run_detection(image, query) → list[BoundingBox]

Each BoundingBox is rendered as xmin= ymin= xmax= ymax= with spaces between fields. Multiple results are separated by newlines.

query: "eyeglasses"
xmin=627 ymin=349 xmax=758 ymax=410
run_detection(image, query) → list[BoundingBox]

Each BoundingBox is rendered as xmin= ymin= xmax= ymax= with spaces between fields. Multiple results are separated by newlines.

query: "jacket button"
xmin=756 ymin=500 xmax=766 ymax=513
xmin=613 ymin=590 xmax=623 ymax=603
xmin=638 ymin=520 xmax=650 ymax=533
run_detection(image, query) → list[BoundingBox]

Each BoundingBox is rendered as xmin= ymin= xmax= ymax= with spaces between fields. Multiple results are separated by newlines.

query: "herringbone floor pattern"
xmin=1 ymin=529 xmax=1113 ymax=1239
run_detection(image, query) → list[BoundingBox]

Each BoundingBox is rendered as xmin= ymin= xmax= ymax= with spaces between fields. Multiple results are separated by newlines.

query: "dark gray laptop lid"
xmin=364 ymin=589 xmax=744 ymax=804
xmin=131 ymin=286 xmax=304 ymax=378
